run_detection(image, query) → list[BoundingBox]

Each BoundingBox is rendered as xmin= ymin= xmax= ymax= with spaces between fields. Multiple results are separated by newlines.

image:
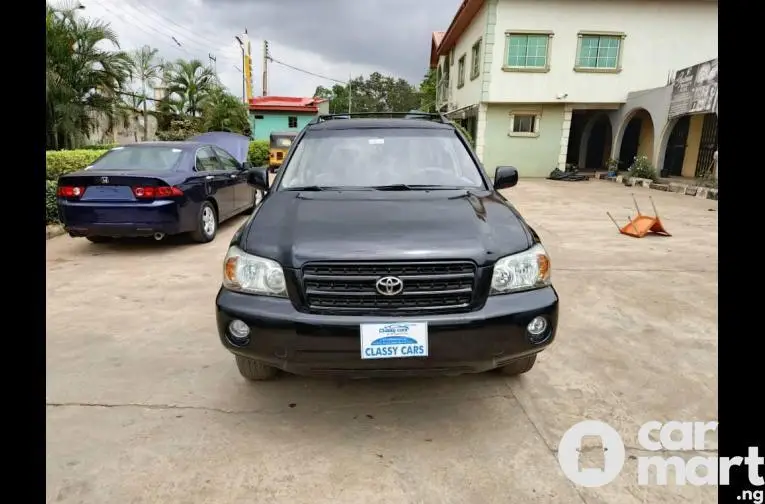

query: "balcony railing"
xmin=436 ymin=76 xmax=450 ymax=109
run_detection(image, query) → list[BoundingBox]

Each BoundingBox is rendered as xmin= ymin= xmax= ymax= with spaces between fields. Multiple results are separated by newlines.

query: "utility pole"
xmin=262 ymin=40 xmax=269 ymax=96
xmin=208 ymin=53 xmax=217 ymax=75
xmin=235 ymin=36 xmax=246 ymax=104
xmin=348 ymin=73 xmax=353 ymax=114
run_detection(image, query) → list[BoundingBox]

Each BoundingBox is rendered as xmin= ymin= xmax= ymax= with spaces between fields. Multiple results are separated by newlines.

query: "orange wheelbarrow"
xmin=607 ymin=194 xmax=671 ymax=238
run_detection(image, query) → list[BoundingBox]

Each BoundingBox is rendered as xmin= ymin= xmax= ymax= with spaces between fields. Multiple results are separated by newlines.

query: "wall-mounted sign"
xmin=668 ymin=58 xmax=718 ymax=118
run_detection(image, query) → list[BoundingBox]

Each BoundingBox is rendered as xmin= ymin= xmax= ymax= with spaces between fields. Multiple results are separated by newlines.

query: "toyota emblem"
xmin=375 ymin=276 xmax=404 ymax=296
xmin=100 ymin=176 xmax=109 ymax=184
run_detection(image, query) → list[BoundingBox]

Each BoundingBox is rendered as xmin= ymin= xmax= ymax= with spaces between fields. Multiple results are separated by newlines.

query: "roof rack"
xmin=308 ymin=111 xmax=450 ymax=125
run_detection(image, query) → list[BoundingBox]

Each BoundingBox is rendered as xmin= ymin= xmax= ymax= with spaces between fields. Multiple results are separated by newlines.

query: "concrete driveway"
xmin=46 ymin=179 xmax=718 ymax=504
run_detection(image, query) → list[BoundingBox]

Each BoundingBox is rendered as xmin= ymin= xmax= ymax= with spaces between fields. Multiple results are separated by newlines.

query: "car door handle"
xmin=205 ymin=175 xmax=214 ymax=180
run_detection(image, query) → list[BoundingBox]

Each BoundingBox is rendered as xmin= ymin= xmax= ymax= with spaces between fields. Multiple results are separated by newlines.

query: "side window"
xmin=213 ymin=147 xmax=241 ymax=171
xmin=195 ymin=147 xmax=221 ymax=171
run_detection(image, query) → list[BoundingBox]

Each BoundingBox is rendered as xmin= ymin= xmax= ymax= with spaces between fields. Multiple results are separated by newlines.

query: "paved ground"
xmin=46 ymin=180 xmax=718 ymax=504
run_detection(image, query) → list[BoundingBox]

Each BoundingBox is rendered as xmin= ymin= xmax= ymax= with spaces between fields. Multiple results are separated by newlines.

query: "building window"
xmin=575 ymin=32 xmax=625 ymax=72
xmin=288 ymin=116 xmax=298 ymax=128
xmin=470 ymin=38 xmax=482 ymax=80
xmin=508 ymin=110 xmax=541 ymax=137
xmin=457 ymin=54 xmax=466 ymax=88
xmin=253 ymin=115 xmax=264 ymax=119
xmin=504 ymin=32 xmax=553 ymax=72
xmin=450 ymin=48 xmax=455 ymax=66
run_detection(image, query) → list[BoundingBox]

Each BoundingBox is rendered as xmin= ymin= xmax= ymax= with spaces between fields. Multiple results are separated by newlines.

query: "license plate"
xmin=360 ymin=322 xmax=429 ymax=360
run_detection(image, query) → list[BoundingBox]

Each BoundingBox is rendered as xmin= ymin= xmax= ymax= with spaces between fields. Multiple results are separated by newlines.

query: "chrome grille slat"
xmin=300 ymin=261 xmax=477 ymax=314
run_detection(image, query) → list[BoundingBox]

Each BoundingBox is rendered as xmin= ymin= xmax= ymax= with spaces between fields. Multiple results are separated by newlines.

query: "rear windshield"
xmin=279 ymin=128 xmax=484 ymax=189
xmin=90 ymin=146 xmax=184 ymax=172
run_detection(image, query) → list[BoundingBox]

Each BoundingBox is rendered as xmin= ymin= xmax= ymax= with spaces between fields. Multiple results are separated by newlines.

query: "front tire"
xmin=498 ymin=354 xmax=537 ymax=376
xmin=190 ymin=201 xmax=217 ymax=243
xmin=235 ymin=355 xmax=279 ymax=381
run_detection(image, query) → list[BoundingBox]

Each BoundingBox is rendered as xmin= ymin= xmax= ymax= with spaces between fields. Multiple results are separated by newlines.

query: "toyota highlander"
xmin=215 ymin=112 xmax=558 ymax=380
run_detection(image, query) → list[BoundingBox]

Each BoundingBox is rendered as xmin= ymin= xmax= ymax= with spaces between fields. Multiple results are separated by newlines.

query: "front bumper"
xmin=215 ymin=286 xmax=559 ymax=377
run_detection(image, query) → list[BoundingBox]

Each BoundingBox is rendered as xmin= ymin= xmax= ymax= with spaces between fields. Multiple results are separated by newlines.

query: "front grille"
xmin=300 ymin=261 xmax=477 ymax=314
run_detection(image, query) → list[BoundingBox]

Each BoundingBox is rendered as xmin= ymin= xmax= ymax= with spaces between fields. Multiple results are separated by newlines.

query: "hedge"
xmin=248 ymin=140 xmax=269 ymax=166
xmin=79 ymin=143 xmax=120 ymax=151
xmin=46 ymin=149 xmax=107 ymax=180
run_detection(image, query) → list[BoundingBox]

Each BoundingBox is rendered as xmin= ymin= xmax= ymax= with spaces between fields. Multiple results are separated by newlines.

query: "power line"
xmin=127 ymin=0 xmax=228 ymax=50
xmin=92 ymin=0 xmax=199 ymax=60
xmin=95 ymin=0 xmax=239 ymax=64
xmin=267 ymin=56 xmax=347 ymax=85
xmin=118 ymin=0 xmax=238 ymax=62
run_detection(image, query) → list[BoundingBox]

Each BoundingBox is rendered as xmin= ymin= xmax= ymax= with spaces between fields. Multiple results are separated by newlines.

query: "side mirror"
xmin=494 ymin=166 xmax=518 ymax=190
xmin=241 ymin=161 xmax=253 ymax=171
xmin=247 ymin=167 xmax=269 ymax=190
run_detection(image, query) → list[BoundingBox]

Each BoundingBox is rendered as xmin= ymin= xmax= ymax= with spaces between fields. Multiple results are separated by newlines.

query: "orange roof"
xmin=429 ymin=31 xmax=446 ymax=69
xmin=249 ymin=96 xmax=328 ymax=113
xmin=429 ymin=0 xmax=483 ymax=69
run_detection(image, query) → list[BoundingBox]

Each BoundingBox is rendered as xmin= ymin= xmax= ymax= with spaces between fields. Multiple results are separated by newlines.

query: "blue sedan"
xmin=56 ymin=132 xmax=260 ymax=244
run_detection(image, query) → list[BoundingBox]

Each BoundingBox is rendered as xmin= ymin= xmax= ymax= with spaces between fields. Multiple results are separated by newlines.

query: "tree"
xmin=129 ymin=45 xmax=162 ymax=140
xmin=201 ymin=86 xmax=250 ymax=134
xmin=313 ymin=72 xmax=421 ymax=114
xmin=46 ymin=3 xmax=132 ymax=149
xmin=419 ymin=69 xmax=437 ymax=113
xmin=164 ymin=59 xmax=216 ymax=117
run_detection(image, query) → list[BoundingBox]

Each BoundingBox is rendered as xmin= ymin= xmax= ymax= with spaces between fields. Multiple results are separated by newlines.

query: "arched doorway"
xmin=618 ymin=108 xmax=655 ymax=170
xmin=584 ymin=115 xmax=612 ymax=170
xmin=661 ymin=116 xmax=690 ymax=177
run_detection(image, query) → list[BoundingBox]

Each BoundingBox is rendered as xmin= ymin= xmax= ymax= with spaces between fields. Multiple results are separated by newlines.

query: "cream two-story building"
xmin=430 ymin=0 xmax=718 ymax=177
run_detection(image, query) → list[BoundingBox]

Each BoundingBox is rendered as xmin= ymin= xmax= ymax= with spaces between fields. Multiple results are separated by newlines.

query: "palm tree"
xmin=46 ymin=3 xmax=132 ymax=149
xmin=202 ymin=86 xmax=250 ymax=134
xmin=129 ymin=45 xmax=161 ymax=141
xmin=165 ymin=59 xmax=216 ymax=117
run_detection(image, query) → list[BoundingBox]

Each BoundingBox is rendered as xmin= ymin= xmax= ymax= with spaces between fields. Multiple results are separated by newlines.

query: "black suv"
xmin=215 ymin=112 xmax=558 ymax=380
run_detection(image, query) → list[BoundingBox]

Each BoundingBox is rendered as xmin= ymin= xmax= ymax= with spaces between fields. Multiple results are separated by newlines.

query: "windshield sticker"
xmin=369 ymin=138 xmax=384 ymax=145
xmin=171 ymin=148 xmax=182 ymax=152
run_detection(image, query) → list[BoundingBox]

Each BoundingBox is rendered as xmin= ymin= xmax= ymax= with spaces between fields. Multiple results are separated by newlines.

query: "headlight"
xmin=222 ymin=246 xmax=287 ymax=297
xmin=490 ymin=244 xmax=551 ymax=295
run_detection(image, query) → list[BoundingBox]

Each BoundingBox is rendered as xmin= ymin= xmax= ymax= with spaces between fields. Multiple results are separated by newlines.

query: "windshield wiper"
xmin=286 ymin=185 xmax=346 ymax=191
xmin=368 ymin=184 xmax=468 ymax=191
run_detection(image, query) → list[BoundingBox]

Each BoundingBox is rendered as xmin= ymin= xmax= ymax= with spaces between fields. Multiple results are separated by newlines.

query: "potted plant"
xmin=606 ymin=158 xmax=619 ymax=177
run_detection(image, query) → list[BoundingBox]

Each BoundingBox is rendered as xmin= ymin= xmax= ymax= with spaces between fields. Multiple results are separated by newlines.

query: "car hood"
xmin=188 ymin=132 xmax=250 ymax=164
xmin=241 ymin=190 xmax=534 ymax=268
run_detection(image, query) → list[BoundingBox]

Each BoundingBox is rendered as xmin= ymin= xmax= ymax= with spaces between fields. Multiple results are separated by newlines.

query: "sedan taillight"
xmin=132 ymin=186 xmax=184 ymax=199
xmin=57 ymin=186 xmax=85 ymax=198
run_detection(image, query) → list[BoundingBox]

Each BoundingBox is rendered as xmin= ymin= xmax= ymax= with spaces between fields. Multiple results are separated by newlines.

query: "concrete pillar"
xmin=557 ymin=105 xmax=573 ymax=170
xmin=476 ymin=102 xmax=489 ymax=163
xmin=681 ymin=114 xmax=704 ymax=177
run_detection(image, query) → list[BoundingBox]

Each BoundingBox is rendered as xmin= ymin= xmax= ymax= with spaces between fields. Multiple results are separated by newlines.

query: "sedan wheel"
xmin=191 ymin=201 xmax=217 ymax=243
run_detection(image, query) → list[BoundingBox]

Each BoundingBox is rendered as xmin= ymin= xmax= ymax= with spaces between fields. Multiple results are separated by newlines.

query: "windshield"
xmin=278 ymin=128 xmax=485 ymax=190
xmin=89 ymin=146 xmax=184 ymax=172
xmin=271 ymin=137 xmax=294 ymax=148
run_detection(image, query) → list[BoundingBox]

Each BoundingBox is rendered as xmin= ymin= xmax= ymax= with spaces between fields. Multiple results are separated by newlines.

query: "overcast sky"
xmin=76 ymin=0 xmax=461 ymax=99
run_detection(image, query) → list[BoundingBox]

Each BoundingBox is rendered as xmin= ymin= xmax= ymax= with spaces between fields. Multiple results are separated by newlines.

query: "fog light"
xmin=228 ymin=319 xmax=250 ymax=344
xmin=527 ymin=316 xmax=547 ymax=335
xmin=527 ymin=316 xmax=549 ymax=345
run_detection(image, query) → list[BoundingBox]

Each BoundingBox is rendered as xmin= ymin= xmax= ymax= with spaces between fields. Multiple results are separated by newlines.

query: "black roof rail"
xmin=308 ymin=111 xmax=451 ymax=125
